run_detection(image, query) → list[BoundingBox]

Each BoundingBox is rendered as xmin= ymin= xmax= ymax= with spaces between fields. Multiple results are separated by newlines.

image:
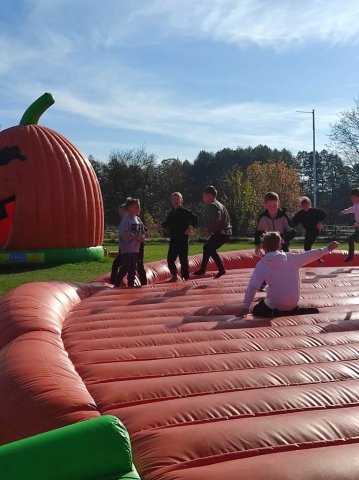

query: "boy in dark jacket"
xmin=193 ymin=186 xmax=232 ymax=279
xmin=292 ymin=196 xmax=326 ymax=251
xmin=162 ymin=192 xmax=198 ymax=282
xmin=255 ymin=191 xmax=295 ymax=256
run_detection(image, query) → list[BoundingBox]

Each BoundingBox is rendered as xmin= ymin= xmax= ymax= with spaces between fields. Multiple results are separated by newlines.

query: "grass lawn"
xmin=0 ymin=241 xmax=345 ymax=296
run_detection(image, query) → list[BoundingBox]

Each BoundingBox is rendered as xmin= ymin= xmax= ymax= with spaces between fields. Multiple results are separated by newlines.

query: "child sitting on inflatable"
xmin=238 ymin=232 xmax=339 ymax=318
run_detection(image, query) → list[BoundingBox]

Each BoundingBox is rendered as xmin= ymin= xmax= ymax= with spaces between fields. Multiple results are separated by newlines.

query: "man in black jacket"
xmin=162 ymin=192 xmax=198 ymax=282
xmin=292 ymin=196 xmax=326 ymax=251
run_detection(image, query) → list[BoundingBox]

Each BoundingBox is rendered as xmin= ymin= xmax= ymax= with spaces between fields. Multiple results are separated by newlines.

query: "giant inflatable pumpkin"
xmin=0 ymin=93 xmax=104 ymax=263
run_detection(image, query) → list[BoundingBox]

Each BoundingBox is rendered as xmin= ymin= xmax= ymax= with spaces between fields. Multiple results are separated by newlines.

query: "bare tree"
xmin=330 ymin=99 xmax=359 ymax=164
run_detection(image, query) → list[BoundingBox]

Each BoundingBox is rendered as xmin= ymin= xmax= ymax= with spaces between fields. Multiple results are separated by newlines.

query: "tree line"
xmin=89 ymin=146 xmax=353 ymax=236
xmin=89 ymin=98 xmax=359 ymax=236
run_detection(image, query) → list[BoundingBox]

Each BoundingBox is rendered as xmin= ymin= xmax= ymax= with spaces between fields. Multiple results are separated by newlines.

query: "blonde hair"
xmin=124 ymin=197 xmax=140 ymax=208
xmin=172 ymin=192 xmax=183 ymax=199
xmin=262 ymin=232 xmax=281 ymax=252
xmin=300 ymin=196 xmax=312 ymax=206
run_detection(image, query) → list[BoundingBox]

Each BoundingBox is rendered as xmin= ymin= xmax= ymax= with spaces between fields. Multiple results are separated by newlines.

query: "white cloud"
xmin=21 ymin=0 xmax=359 ymax=50
xmin=37 ymin=81 xmax=343 ymax=159
xmin=130 ymin=0 xmax=359 ymax=48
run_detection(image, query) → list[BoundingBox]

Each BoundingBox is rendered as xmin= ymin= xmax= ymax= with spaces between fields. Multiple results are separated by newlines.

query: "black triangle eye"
xmin=0 ymin=146 xmax=27 ymax=166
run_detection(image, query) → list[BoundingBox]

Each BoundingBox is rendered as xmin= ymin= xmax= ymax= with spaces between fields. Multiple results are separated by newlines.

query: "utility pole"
xmin=296 ymin=109 xmax=317 ymax=207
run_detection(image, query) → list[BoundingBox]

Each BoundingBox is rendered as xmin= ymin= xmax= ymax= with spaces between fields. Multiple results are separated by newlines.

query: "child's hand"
xmin=237 ymin=306 xmax=249 ymax=318
xmin=316 ymin=222 xmax=322 ymax=231
xmin=327 ymin=241 xmax=340 ymax=252
xmin=339 ymin=211 xmax=345 ymax=215
xmin=185 ymin=226 xmax=194 ymax=236
xmin=255 ymin=246 xmax=263 ymax=257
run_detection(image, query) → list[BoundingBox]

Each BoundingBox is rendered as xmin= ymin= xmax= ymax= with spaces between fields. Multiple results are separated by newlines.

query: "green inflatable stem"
xmin=19 ymin=93 xmax=55 ymax=125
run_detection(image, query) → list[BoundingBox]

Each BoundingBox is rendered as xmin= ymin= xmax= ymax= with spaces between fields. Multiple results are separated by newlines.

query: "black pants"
xmin=114 ymin=253 xmax=138 ymax=287
xmin=282 ymin=242 xmax=290 ymax=253
xmin=200 ymin=233 xmax=229 ymax=272
xmin=112 ymin=245 xmax=147 ymax=285
xmin=253 ymin=300 xmax=275 ymax=318
xmin=253 ymin=299 xmax=319 ymax=318
xmin=167 ymin=236 xmax=189 ymax=279
xmin=137 ymin=242 xmax=147 ymax=285
xmin=110 ymin=250 xmax=122 ymax=284
xmin=304 ymin=229 xmax=320 ymax=251
xmin=346 ymin=229 xmax=359 ymax=259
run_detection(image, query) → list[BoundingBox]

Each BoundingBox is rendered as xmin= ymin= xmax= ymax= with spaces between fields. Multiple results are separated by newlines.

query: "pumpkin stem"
xmin=19 ymin=93 xmax=55 ymax=125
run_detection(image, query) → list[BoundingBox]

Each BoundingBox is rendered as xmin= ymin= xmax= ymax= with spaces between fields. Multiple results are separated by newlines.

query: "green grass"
xmin=0 ymin=241 xmax=345 ymax=296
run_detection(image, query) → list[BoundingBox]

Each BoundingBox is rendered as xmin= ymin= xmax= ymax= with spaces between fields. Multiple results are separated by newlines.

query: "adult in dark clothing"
xmin=162 ymin=192 xmax=198 ymax=282
xmin=193 ymin=186 xmax=232 ymax=279
xmin=292 ymin=196 xmax=326 ymax=251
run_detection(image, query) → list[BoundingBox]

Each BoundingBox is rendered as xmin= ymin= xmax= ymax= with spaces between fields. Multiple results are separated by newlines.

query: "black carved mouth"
xmin=0 ymin=195 xmax=15 ymax=248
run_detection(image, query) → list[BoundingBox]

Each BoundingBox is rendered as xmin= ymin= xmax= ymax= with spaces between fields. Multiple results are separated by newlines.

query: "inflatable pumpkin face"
xmin=0 ymin=93 xmax=104 ymax=251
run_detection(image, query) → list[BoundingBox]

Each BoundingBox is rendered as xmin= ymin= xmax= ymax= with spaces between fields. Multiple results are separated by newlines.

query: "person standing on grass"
xmin=193 ymin=186 xmax=232 ymax=279
xmin=340 ymin=187 xmax=359 ymax=263
xmin=292 ymin=196 xmax=326 ymax=251
xmin=114 ymin=198 xmax=145 ymax=288
xmin=162 ymin=192 xmax=198 ymax=282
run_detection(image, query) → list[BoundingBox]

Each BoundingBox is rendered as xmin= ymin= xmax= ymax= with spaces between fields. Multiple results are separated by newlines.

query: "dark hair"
xmin=264 ymin=191 xmax=279 ymax=202
xmin=262 ymin=232 xmax=281 ymax=252
xmin=203 ymin=185 xmax=217 ymax=197
xmin=350 ymin=188 xmax=359 ymax=197
xmin=124 ymin=197 xmax=140 ymax=207
xmin=300 ymin=196 xmax=312 ymax=205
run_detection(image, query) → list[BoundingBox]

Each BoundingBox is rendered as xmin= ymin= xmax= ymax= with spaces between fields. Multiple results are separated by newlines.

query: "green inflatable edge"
xmin=0 ymin=246 xmax=104 ymax=265
xmin=0 ymin=415 xmax=141 ymax=480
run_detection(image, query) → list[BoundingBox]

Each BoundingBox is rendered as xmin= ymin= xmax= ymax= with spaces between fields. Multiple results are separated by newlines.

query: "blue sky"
xmin=1 ymin=0 xmax=359 ymax=162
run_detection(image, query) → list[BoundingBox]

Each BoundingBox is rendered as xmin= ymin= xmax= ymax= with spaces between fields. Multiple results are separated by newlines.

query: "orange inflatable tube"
xmin=2 ymin=250 xmax=359 ymax=479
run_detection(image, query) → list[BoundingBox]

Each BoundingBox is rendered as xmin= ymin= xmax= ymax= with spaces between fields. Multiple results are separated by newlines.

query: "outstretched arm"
xmin=340 ymin=206 xmax=355 ymax=215
xmin=294 ymin=241 xmax=340 ymax=267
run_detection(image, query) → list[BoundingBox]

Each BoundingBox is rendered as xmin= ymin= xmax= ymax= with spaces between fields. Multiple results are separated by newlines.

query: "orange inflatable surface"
xmin=2 ymin=249 xmax=359 ymax=479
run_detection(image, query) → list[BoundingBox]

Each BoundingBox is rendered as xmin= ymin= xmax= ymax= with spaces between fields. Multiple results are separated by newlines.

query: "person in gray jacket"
xmin=254 ymin=191 xmax=295 ymax=256
xmin=114 ymin=198 xmax=145 ymax=288
xmin=193 ymin=185 xmax=232 ymax=279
